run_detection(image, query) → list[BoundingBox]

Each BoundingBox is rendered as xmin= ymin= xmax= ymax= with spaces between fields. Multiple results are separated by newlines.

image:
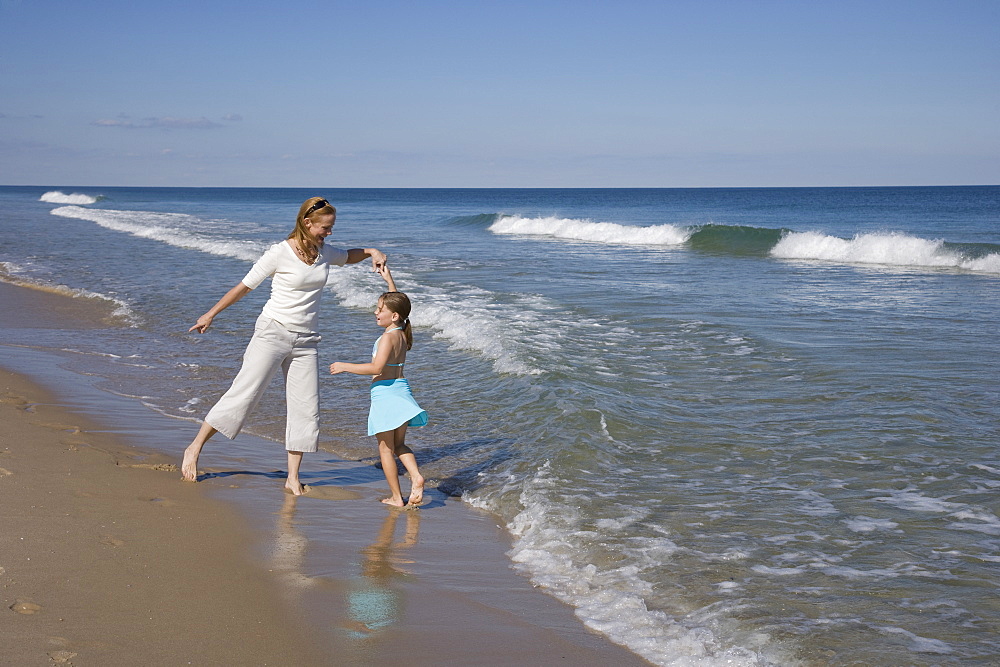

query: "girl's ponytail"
xmin=401 ymin=317 xmax=413 ymax=351
xmin=380 ymin=291 xmax=413 ymax=351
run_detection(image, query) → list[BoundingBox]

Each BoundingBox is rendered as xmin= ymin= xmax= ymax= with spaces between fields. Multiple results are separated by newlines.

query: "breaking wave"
xmin=771 ymin=232 xmax=1000 ymax=274
xmin=488 ymin=215 xmax=691 ymax=246
xmin=40 ymin=191 xmax=101 ymax=205
xmin=484 ymin=214 xmax=1000 ymax=274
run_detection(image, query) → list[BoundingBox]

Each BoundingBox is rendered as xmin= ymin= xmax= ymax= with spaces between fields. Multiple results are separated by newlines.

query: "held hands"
xmin=369 ymin=249 xmax=387 ymax=272
xmin=376 ymin=263 xmax=397 ymax=291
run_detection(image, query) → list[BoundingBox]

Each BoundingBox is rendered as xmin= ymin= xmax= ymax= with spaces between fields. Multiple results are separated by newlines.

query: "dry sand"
xmin=1 ymin=278 xmax=648 ymax=666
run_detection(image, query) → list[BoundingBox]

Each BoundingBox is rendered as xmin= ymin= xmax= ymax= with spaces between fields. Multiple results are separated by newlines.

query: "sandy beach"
xmin=1 ymin=279 xmax=646 ymax=666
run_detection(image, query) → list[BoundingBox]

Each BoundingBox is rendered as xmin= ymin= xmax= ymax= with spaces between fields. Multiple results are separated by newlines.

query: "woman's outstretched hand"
xmin=189 ymin=313 xmax=214 ymax=334
xmin=188 ymin=284 xmax=250 ymax=334
xmin=329 ymin=362 xmax=346 ymax=375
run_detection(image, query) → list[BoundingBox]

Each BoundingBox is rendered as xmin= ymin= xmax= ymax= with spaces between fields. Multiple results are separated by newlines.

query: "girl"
xmin=182 ymin=197 xmax=387 ymax=495
xmin=330 ymin=265 xmax=428 ymax=507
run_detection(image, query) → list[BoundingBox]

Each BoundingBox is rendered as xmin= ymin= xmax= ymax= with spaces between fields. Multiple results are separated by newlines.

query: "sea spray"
xmin=40 ymin=191 xmax=100 ymax=205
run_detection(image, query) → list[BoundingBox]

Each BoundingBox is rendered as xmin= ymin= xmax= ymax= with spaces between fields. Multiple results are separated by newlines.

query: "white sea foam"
xmin=466 ymin=464 xmax=769 ymax=666
xmin=789 ymin=488 xmax=838 ymax=517
xmin=843 ymin=516 xmax=900 ymax=533
xmin=750 ymin=564 xmax=809 ymax=576
xmin=771 ymin=231 xmax=1000 ymax=273
xmin=946 ymin=508 xmax=1000 ymax=536
xmin=876 ymin=489 xmax=1000 ymax=536
xmin=0 ymin=261 xmax=140 ymax=325
xmin=879 ymin=626 xmax=953 ymax=654
xmin=40 ymin=190 xmax=99 ymax=205
xmin=323 ymin=265 xmax=545 ymax=375
xmin=489 ymin=215 xmax=691 ymax=246
xmin=875 ymin=489 xmax=963 ymax=514
xmin=971 ymin=463 xmax=1000 ymax=476
xmin=51 ymin=206 xmax=263 ymax=261
xmin=594 ymin=507 xmax=652 ymax=533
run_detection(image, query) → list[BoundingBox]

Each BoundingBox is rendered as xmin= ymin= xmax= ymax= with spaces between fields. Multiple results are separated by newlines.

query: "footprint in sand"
xmin=99 ymin=536 xmax=125 ymax=547
xmin=293 ymin=485 xmax=362 ymax=501
xmin=0 ymin=467 xmax=12 ymax=477
xmin=47 ymin=650 xmax=77 ymax=664
xmin=0 ymin=396 xmax=36 ymax=412
xmin=120 ymin=462 xmax=178 ymax=472
xmin=35 ymin=422 xmax=82 ymax=434
xmin=10 ymin=599 xmax=42 ymax=614
xmin=139 ymin=496 xmax=176 ymax=507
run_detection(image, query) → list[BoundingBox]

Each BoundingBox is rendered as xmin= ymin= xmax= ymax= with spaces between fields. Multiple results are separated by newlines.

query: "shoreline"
xmin=0 ymin=279 xmax=648 ymax=665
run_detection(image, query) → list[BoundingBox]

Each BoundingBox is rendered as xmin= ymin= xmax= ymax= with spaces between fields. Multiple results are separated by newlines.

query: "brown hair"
xmin=379 ymin=291 xmax=413 ymax=350
xmin=288 ymin=197 xmax=336 ymax=262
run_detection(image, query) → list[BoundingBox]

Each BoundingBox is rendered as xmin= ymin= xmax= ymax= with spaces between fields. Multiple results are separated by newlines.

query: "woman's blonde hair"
xmin=288 ymin=197 xmax=336 ymax=261
xmin=379 ymin=291 xmax=413 ymax=350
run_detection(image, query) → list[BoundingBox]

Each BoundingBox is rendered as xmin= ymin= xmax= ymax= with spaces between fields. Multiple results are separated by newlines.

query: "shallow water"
xmin=2 ymin=185 xmax=999 ymax=665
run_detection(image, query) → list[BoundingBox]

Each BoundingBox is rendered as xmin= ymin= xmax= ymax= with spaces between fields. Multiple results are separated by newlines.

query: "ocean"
xmin=1 ymin=185 xmax=998 ymax=665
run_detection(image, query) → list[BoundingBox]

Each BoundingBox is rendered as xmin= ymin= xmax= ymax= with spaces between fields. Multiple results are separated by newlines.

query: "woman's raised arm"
xmin=347 ymin=247 xmax=387 ymax=271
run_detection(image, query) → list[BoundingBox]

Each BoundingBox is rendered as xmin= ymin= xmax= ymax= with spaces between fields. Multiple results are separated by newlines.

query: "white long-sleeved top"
xmin=242 ymin=240 xmax=349 ymax=333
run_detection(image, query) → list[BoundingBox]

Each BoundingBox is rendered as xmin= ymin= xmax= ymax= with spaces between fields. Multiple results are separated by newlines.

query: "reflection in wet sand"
xmin=269 ymin=494 xmax=421 ymax=643
xmin=270 ymin=494 xmax=315 ymax=592
xmin=344 ymin=509 xmax=420 ymax=638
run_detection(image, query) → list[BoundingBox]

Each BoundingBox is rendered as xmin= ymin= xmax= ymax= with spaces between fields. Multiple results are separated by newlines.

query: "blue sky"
xmin=1 ymin=0 xmax=997 ymax=187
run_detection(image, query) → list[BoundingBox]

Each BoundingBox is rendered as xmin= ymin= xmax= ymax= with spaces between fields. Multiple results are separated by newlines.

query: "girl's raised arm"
xmin=377 ymin=263 xmax=398 ymax=292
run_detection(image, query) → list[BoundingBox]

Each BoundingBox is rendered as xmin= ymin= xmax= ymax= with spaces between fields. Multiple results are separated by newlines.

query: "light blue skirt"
xmin=368 ymin=379 xmax=428 ymax=436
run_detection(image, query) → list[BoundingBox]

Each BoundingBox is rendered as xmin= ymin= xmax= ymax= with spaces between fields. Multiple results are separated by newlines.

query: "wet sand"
xmin=0 ymin=279 xmax=647 ymax=666
xmin=0 ymin=366 xmax=331 ymax=665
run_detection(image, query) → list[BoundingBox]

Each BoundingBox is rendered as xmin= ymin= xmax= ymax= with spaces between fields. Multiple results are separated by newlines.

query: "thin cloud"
xmin=92 ymin=115 xmax=224 ymax=130
xmin=0 ymin=112 xmax=44 ymax=120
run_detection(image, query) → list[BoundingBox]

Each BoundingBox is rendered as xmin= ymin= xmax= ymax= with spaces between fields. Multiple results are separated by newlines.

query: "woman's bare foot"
xmin=407 ymin=474 xmax=425 ymax=506
xmin=181 ymin=444 xmax=200 ymax=482
xmin=381 ymin=496 xmax=405 ymax=508
xmin=285 ymin=480 xmax=307 ymax=496
xmin=182 ymin=423 xmax=216 ymax=482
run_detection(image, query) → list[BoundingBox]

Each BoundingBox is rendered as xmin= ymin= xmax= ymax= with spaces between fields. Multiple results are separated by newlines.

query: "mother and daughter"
xmin=182 ymin=197 xmax=428 ymax=506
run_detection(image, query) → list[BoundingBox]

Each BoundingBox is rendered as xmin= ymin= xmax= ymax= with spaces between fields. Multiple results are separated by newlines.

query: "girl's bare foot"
xmin=181 ymin=444 xmax=200 ymax=482
xmin=381 ymin=496 xmax=405 ymax=507
xmin=285 ymin=480 xmax=307 ymax=496
xmin=407 ymin=475 xmax=425 ymax=506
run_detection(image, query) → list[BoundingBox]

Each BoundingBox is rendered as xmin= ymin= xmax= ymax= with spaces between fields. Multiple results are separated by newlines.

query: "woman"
xmin=182 ymin=197 xmax=386 ymax=495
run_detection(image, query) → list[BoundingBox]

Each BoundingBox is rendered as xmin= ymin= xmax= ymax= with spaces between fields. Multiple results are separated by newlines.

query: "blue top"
xmin=372 ymin=327 xmax=404 ymax=367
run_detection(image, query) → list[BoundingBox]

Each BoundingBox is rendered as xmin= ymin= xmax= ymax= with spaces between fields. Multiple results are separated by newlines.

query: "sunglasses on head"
xmin=304 ymin=199 xmax=330 ymax=216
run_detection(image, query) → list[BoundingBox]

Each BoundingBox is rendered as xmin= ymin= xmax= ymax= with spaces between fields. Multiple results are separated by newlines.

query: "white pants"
xmin=205 ymin=314 xmax=321 ymax=452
